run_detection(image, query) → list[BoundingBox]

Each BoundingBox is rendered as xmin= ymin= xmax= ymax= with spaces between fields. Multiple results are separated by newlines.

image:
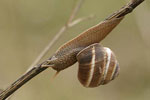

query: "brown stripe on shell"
xmin=84 ymin=46 xmax=96 ymax=87
xmin=109 ymin=52 xmax=119 ymax=81
xmin=77 ymin=44 xmax=96 ymax=87
xmin=99 ymin=48 xmax=108 ymax=85
xmin=78 ymin=64 xmax=92 ymax=87
xmin=111 ymin=63 xmax=119 ymax=80
xmin=88 ymin=60 xmax=104 ymax=87
xmin=102 ymin=53 xmax=116 ymax=84
xmin=87 ymin=45 xmax=106 ymax=87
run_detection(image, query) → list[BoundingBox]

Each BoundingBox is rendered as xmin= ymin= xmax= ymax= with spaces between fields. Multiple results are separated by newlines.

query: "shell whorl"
xmin=77 ymin=43 xmax=119 ymax=87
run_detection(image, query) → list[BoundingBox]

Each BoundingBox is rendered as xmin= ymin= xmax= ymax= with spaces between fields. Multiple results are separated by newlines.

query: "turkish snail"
xmin=0 ymin=1 xmax=145 ymax=100
xmin=39 ymin=0 xmax=144 ymax=88
xmin=41 ymin=11 xmax=123 ymax=87
xmin=27 ymin=0 xmax=142 ymax=88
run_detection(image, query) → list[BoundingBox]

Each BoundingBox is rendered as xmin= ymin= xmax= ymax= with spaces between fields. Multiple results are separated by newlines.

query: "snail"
xmin=45 ymin=42 xmax=119 ymax=88
xmin=41 ymin=17 xmax=122 ymax=87
xmin=0 ymin=0 xmax=145 ymax=99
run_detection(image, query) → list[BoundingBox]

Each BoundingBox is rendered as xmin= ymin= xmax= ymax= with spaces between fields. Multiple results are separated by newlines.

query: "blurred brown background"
xmin=0 ymin=0 xmax=150 ymax=100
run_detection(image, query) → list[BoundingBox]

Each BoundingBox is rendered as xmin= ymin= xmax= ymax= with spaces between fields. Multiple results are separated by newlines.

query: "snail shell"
xmin=77 ymin=43 xmax=119 ymax=87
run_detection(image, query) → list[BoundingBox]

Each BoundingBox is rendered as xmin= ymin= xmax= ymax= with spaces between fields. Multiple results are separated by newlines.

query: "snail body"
xmin=42 ymin=17 xmax=122 ymax=87
xmin=48 ymin=17 xmax=123 ymax=71
xmin=41 ymin=11 xmax=124 ymax=88
xmin=48 ymin=43 xmax=120 ymax=87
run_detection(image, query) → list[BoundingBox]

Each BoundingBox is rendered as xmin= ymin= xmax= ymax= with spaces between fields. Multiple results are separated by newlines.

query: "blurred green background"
xmin=0 ymin=0 xmax=150 ymax=100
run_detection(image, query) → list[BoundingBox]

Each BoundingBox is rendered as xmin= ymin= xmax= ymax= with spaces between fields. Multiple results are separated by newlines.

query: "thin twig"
xmin=0 ymin=0 xmax=91 ymax=99
xmin=67 ymin=0 xmax=85 ymax=24
xmin=28 ymin=0 xmax=86 ymax=69
xmin=28 ymin=15 xmax=94 ymax=69
xmin=68 ymin=14 xmax=94 ymax=27
xmin=0 ymin=0 xmax=144 ymax=100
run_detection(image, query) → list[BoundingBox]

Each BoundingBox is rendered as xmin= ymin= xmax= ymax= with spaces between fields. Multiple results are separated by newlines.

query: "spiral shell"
xmin=77 ymin=43 xmax=119 ymax=87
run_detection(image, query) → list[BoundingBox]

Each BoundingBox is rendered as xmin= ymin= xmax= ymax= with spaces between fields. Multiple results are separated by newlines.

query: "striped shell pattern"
xmin=77 ymin=43 xmax=119 ymax=87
